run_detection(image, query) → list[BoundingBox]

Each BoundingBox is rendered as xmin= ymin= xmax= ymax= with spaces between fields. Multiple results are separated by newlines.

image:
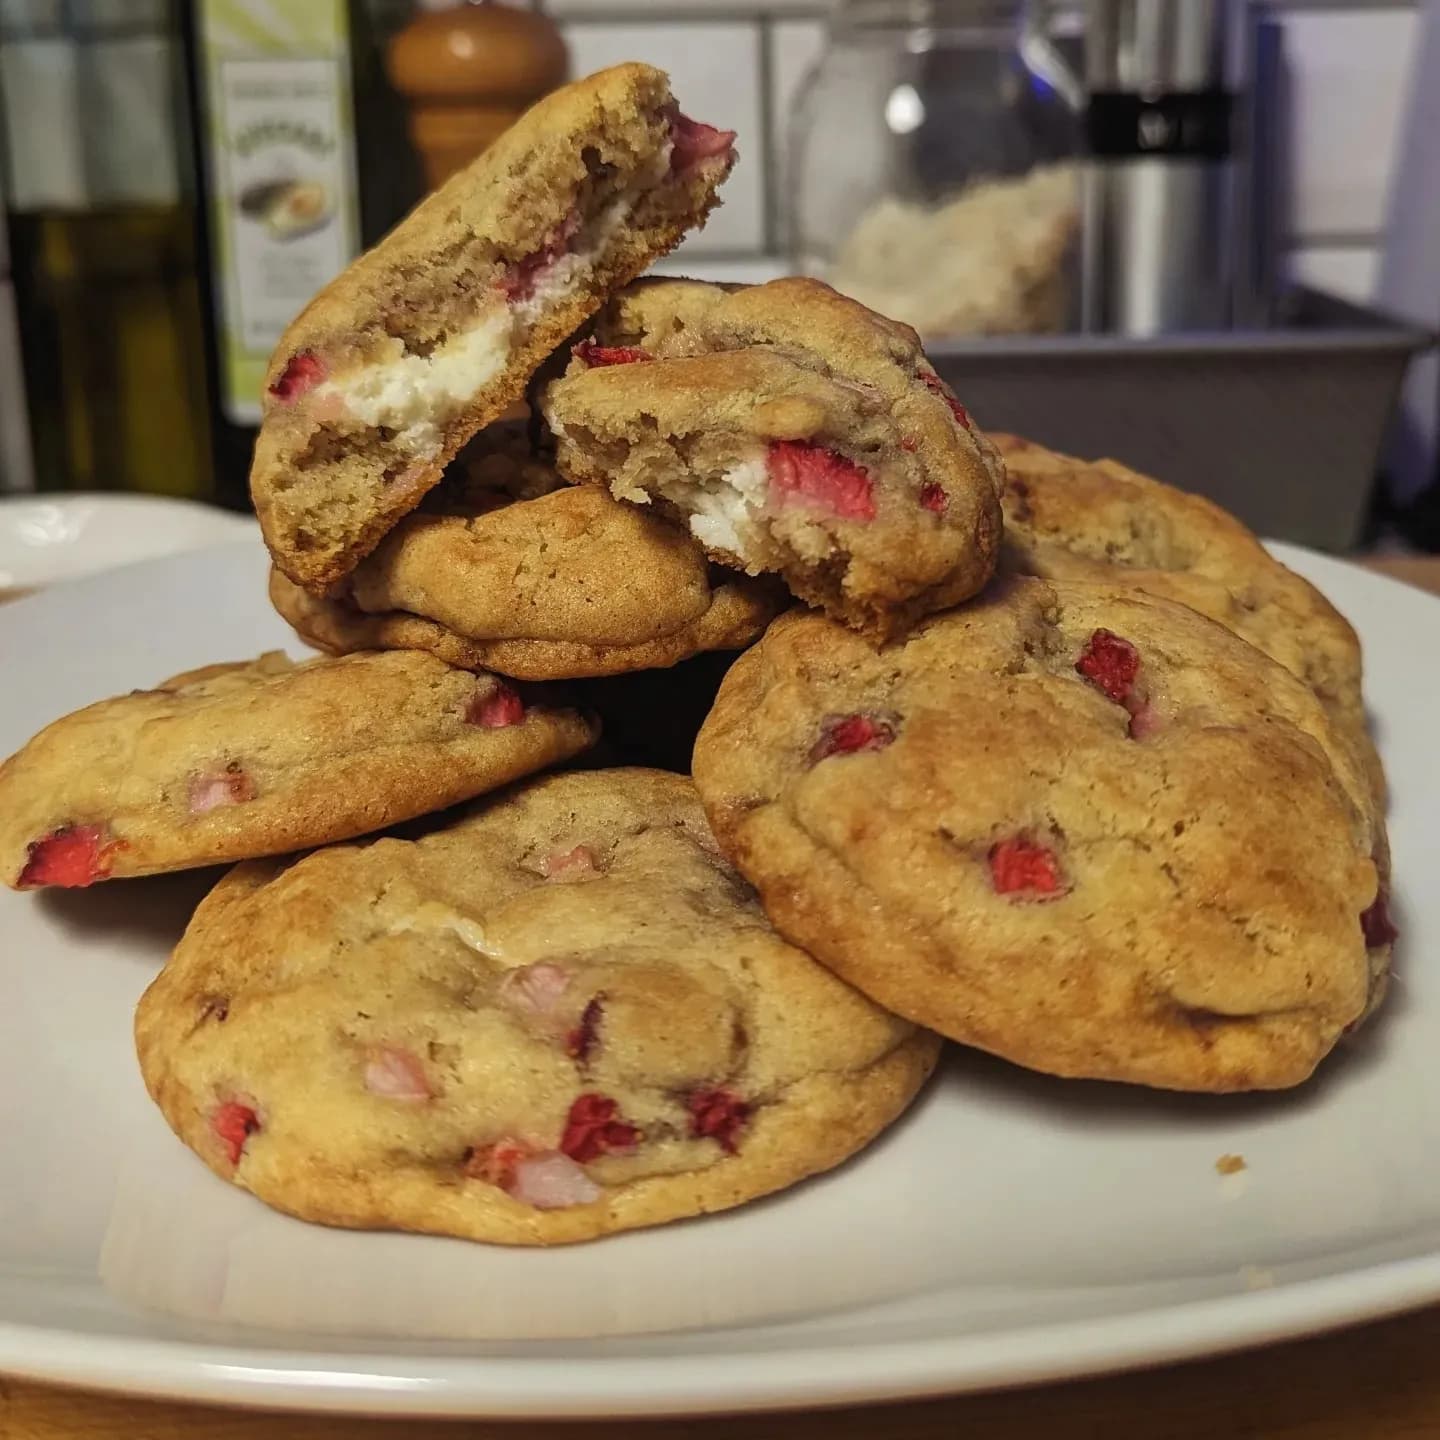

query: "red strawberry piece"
xmin=573 ymin=338 xmax=651 ymax=367
xmin=1362 ymin=888 xmax=1398 ymax=948
xmin=463 ymin=1136 xmax=529 ymax=1188
xmin=1076 ymin=629 xmax=1142 ymax=707
xmin=920 ymin=371 xmax=971 ymax=430
xmin=687 ymin=1088 xmax=750 ymax=1155
xmin=17 ymin=824 xmax=122 ymax=889
xmin=767 ymin=441 xmax=876 ymax=522
xmin=560 ymin=1093 xmax=640 ymax=1163
xmin=188 ymin=763 xmax=257 ymax=814
xmin=466 ymin=681 xmax=525 ymax=728
xmin=919 ymin=483 xmax=948 ymax=514
xmin=901 ymin=436 xmax=919 ymax=453
xmin=989 ymin=836 xmax=1065 ymax=897
xmin=809 ymin=712 xmax=897 ymax=763
xmin=212 ymin=1101 xmax=260 ymax=1166
xmin=500 ymin=207 xmax=581 ymax=302
xmin=566 ymin=997 xmax=605 ymax=1063
xmin=268 ymin=351 xmax=326 ymax=403
xmin=668 ymin=110 xmax=737 ymax=175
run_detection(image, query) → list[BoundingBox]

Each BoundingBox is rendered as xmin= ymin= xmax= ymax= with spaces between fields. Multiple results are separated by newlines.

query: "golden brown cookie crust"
xmin=252 ymin=64 xmax=735 ymax=594
xmin=267 ymin=453 xmax=785 ymax=678
xmin=992 ymin=433 xmax=1382 ymax=803
xmin=542 ymin=277 xmax=1003 ymax=639
xmin=0 ymin=650 xmax=596 ymax=887
xmin=134 ymin=769 xmax=939 ymax=1244
xmin=693 ymin=579 xmax=1390 ymax=1093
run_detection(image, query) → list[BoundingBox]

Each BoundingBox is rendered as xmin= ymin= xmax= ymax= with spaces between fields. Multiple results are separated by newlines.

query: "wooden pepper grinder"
xmin=386 ymin=0 xmax=569 ymax=192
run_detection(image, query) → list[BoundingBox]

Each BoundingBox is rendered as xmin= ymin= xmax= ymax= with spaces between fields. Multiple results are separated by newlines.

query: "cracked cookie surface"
xmin=251 ymin=64 xmax=736 ymax=594
xmin=692 ymin=577 xmax=1392 ymax=1092
xmin=134 ymin=768 xmax=938 ymax=1244
xmin=541 ymin=276 xmax=1003 ymax=639
xmin=0 ymin=650 xmax=596 ymax=887
xmin=269 ymin=427 xmax=782 ymax=679
xmin=993 ymin=432 xmax=1383 ymax=803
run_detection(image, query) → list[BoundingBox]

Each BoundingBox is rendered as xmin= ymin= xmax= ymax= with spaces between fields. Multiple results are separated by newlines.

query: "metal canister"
xmin=1080 ymin=0 xmax=1246 ymax=334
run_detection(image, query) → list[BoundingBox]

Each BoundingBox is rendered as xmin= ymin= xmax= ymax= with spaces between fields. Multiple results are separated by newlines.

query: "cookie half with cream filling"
xmin=541 ymin=277 xmax=1003 ymax=639
xmin=252 ymin=63 xmax=736 ymax=593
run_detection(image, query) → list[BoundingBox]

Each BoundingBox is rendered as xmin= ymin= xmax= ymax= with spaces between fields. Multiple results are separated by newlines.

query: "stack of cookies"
xmin=0 ymin=64 xmax=1395 ymax=1248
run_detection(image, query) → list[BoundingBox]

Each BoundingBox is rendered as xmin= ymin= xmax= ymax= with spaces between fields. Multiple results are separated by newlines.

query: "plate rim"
xmin=1 ymin=538 xmax=1436 ymax=1417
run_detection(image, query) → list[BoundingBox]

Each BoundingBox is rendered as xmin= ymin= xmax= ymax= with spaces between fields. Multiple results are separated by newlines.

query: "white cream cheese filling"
xmin=317 ymin=308 xmax=513 ymax=458
xmin=318 ymin=186 xmax=650 ymax=457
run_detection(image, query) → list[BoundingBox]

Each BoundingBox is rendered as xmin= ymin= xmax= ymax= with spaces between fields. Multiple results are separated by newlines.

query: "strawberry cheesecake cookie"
xmin=541 ymin=277 xmax=1003 ymax=639
xmin=692 ymin=577 xmax=1394 ymax=1092
xmin=134 ymin=769 xmax=938 ymax=1245
xmin=269 ymin=426 xmax=782 ymax=680
xmin=251 ymin=63 xmax=736 ymax=593
xmin=0 ymin=651 xmax=595 ymax=888
xmin=994 ymin=433 xmax=1383 ymax=801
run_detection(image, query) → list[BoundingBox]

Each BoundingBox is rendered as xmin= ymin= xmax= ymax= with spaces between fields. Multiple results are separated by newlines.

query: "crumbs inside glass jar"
xmin=788 ymin=0 xmax=1082 ymax=339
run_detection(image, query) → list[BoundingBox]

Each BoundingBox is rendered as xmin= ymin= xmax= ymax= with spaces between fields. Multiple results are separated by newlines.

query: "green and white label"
xmin=198 ymin=0 xmax=359 ymax=424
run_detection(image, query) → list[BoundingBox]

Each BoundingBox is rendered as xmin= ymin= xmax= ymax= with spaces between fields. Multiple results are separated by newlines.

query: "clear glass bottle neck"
xmin=834 ymin=0 xmax=1038 ymax=36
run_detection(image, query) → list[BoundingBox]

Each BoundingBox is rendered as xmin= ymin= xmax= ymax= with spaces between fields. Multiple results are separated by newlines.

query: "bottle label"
xmin=197 ymin=0 xmax=359 ymax=424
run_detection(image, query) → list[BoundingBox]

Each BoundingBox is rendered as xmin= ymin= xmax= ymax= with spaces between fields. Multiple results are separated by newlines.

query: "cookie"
xmin=993 ymin=433 xmax=1383 ymax=800
xmin=269 ymin=428 xmax=783 ymax=680
xmin=0 ymin=651 xmax=596 ymax=888
xmin=134 ymin=769 xmax=939 ymax=1245
xmin=541 ymin=276 xmax=1004 ymax=639
xmin=692 ymin=578 xmax=1394 ymax=1092
xmin=251 ymin=63 xmax=736 ymax=594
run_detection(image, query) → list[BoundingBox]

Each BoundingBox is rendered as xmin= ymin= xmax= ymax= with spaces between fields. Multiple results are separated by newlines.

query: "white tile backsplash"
xmin=561 ymin=20 xmax=765 ymax=254
xmin=1288 ymin=243 xmax=1381 ymax=304
xmin=1282 ymin=7 xmax=1421 ymax=239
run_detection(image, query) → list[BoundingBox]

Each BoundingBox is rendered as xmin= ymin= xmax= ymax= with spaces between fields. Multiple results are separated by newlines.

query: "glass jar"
xmin=787 ymin=0 xmax=1084 ymax=339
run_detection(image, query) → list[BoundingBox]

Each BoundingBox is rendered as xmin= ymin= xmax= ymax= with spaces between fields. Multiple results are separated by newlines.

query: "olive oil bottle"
xmin=0 ymin=1 xmax=214 ymax=499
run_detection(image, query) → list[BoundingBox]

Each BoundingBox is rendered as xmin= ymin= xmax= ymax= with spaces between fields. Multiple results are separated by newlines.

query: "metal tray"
xmin=929 ymin=288 xmax=1433 ymax=551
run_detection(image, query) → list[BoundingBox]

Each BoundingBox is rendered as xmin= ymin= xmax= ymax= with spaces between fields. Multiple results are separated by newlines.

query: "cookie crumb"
xmin=1215 ymin=1153 xmax=1246 ymax=1175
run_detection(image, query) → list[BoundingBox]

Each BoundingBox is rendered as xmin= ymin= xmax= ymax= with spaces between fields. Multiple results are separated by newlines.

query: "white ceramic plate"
xmin=0 ymin=538 xmax=1436 ymax=1419
xmin=0 ymin=493 xmax=255 ymax=593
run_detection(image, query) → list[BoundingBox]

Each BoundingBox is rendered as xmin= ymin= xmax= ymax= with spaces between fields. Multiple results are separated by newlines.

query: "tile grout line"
xmin=757 ymin=14 xmax=781 ymax=258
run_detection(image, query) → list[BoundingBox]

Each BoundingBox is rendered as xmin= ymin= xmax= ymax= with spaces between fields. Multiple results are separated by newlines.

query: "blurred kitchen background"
xmin=1 ymin=0 xmax=1437 ymax=554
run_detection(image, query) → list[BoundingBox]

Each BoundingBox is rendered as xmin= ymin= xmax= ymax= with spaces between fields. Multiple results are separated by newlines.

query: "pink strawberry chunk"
xmin=810 ymin=712 xmax=897 ymax=763
xmin=921 ymin=371 xmax=971 ymax=429
xmin=1076 ymin=629 xmax=1142 ymax=707
xmin=268 ymin=351 xmax=326 ymax=403
xmin=919 ymin=483 xmax=948 ymax=514
xmin=500 ymin=208 xmax=580 ymax=302
xmin=542 ymin=844 xmax=599 ymax=880
xmin=989 ymin=837 xmax=1065 ymax=897
xmin=363 ymin=1046 xmax=432 ymax=1102
xmin=188 ymin=765 xmax=257 ymax=814
xmin=560 ymin=1094 xmax=640 ymax=1163
xmin=466 ymin=681 xmax=525 ymax=728
xmin=212 ymin=1101 xmax=260 ymax=1166
xmin=573 ymin=338 xmax=651 ymax=367
xmin=688 ymin=1088 xmax=750 ymax=1154
xmin=668 ymin=110 xmax=737 ymax=174
xmin=767 ymin=441 xmax=876 ymax=522
xmin=18 ymin=825 xmax=121 ymax=889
